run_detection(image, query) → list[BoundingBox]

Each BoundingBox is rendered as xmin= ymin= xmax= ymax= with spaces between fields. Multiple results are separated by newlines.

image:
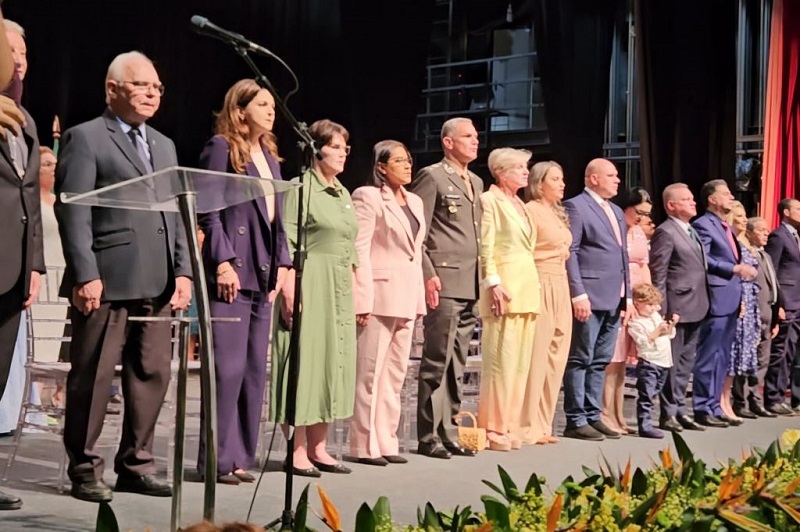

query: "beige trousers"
xmin=520 ymin=265 xmax=572 ymax=442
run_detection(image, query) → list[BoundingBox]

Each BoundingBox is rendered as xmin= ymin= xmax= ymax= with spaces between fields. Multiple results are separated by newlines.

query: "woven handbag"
xmin=454 ymin=411 xmax=486 ymax=452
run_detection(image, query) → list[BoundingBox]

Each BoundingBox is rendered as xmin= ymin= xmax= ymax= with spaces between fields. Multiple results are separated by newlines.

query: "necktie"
xmin=721 ymin=221 xmax=739 ymax=261
xmin=601 ymin=200 xmax=625 ymax=297
xmin=601 ymin=201 xmax=623 ymax=245
xmin=127 ymin=128 xmax=153 ymax=174
xmin=461 ymin=173 xmax=474 ymax=202
xmin=687 ymin=225 xmax=702 ymax=253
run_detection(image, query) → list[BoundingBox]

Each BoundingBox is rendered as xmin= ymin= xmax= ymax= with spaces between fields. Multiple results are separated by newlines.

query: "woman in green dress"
xmin=270 ymin=119 xmax=359 ymax=476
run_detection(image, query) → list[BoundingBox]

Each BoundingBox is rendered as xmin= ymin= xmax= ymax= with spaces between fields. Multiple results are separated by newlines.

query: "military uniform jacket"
xmin=407 ymin=158 xmax=483 ymax=301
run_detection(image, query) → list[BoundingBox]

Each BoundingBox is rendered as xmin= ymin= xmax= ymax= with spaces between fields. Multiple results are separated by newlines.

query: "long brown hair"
xmin=214 ymin=79 xmax=282 ymax=174
xmin=525 ymin=161 xmax=569 ymax=227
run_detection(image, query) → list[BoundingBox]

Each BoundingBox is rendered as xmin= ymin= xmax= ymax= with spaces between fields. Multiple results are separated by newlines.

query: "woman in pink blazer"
xmin=350 ymin=140 xmax=426 ymax=466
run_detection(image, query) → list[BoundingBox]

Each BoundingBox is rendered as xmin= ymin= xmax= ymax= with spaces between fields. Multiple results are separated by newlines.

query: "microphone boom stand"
xmin=231 ymin=44 xmax=320 ymax=531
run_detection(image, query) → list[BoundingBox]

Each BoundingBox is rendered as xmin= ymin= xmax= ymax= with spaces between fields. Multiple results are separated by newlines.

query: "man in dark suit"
xmin=0 ymin=35 xmax=39 ymax=515
xmin=691 ymin=179 xmax=756 ymax=427
xmin=764 ymin=198 xmax=800 ymax=415
xmin=649 ymin=183 xmax=709 ymax=432
xmin=55 ymin=51 xmax=191 ymax=503
xmin=734 ymin=216 xmax=781 ymax=418
xmin=563 ymin=158 xmax=631 ymax=441
xmin=407 ymin=117 xmax=483 ymax=459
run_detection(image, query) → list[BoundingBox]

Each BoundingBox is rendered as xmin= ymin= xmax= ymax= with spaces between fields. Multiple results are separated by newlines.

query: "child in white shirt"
xmin=628 ymin=283 xmax=680 ymax=439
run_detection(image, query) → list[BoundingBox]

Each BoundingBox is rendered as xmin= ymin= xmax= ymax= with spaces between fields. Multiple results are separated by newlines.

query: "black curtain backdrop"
xmin=530 ymin=0 xmax=619 ymax=198
xmin=636 ymin=0 xmax=738 ymax=219
xmin=5 ymin=0 xmax=433 ymax=190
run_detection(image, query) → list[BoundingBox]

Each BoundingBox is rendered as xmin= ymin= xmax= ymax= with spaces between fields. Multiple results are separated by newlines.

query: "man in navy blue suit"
xmin=563 ymin=158 xmax=632 ymax=441
xmin=764 ymin=198 xmax=800 ymax=415
xmin=691 ymin=179 xmax=756 ymax=427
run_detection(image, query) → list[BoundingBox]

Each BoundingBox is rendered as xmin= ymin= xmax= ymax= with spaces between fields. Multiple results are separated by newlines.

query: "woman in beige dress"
xmin=520 ymin=161 xmax=572 ymax=444
xmin=477 ymin=148 xmax=540 ymax=451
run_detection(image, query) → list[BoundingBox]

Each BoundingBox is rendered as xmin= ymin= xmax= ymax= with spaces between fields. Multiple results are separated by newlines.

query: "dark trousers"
xmin=417 ymin=297 xmax=477 ymax=446
xmin=637 ymin=359 xmax=669 ymax=430
xmin=563 ymin=308 xmax=621 ymax=429
xmin=733 ymin=315 xmax=772 ymax=410
xmin=693 ymin=312 xmax=738 ymax=416
xmin=660 ymin=321 xmax=703 ymax=418
xmin=197 ymin=290 xmax=271 ymax=475
xmin=0 ymin=279 xmax=24 ymax=402
xmin=63 ymin=298 xmax=172 ymax=483
xmin=764 ymin=309 xmax=800 ymax=407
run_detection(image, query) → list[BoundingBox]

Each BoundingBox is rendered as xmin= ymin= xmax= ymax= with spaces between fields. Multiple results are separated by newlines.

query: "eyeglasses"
xmin=388 ymin=157 xmax=413 ymax=166
xmin=116 ymin=80 xmax=166 ymax=96
xmin=326 ymin=143 xmax=351 ymax=155
xmin=635 ymin=209 xmax=652 ymax=218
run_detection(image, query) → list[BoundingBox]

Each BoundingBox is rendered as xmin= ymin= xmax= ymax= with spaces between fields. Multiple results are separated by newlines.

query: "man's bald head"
xmin=584 ymin=158 xmax=619 ymax=199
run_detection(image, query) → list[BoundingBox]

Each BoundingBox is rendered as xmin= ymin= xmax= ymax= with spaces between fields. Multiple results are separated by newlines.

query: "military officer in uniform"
xmin=407 ymin=117 xmax=483 ymax=459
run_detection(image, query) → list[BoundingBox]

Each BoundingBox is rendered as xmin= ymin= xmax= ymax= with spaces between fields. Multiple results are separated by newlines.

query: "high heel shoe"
xmin=487 ymin=433 xmax=512 ymax=452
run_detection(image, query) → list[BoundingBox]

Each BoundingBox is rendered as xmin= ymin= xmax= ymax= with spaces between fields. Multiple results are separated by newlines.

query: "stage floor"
xmin=1 ymin=379 xmax=798 ymax=531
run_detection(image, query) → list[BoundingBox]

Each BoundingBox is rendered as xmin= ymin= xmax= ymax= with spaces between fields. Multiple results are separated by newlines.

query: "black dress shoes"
xmin=767 ymin=402 xmax=793 ymax=416
xmin=659 ymin=417 xmax=684 ymax=432
xmin=416 ymin=442 xmax=451 ymax=459
xmin=751 ymin=404 xmax=777 ymax=418
xmin=382 ymin=455 xmax=408 ymax=464
xmin=0 ymin=490 xmax=22 ymax=510
xmin=695 ymin=413 xmax=729 ymax=428
xmin=676 ymin=415 xmax=706 ymax=431
xmin=114 ymin=474 xmax=172 ymax=497
xmin=443 ymin=443 xmax=477 ymax=457
xmin=71 ymin=480 xmax=113 ymax=503
xmin=311 ymin=460 xmax=352 ymax=474
xmin=356 ymin=457 xmax=389 ymax=466
xmin=733 ymin=407 xmax=757 ymax=419
xmin=589 ymin=421 xmax=621 ymax=439
xmin=563 ymin=425 xmax=604 ymax=441
xmin=217 ymin=474 xmax=241 ymax=485
xmin=283 ymin=462 xmax=322 ymax=478
xmin=717 ymin=414 xmax=744 ymax=426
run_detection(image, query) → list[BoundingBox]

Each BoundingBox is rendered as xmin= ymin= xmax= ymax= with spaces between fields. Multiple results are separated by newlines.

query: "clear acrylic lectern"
xmin=60 ymin=166 xmax=300 ymax=527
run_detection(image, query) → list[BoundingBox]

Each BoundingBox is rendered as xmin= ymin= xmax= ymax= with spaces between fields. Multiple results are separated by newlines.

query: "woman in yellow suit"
xmin=477 ymin=148 xmax=540 ymax=451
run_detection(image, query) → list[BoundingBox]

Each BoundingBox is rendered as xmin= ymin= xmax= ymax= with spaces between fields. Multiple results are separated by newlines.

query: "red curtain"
xmin=761 ymin=0 xmax=800 ymax=228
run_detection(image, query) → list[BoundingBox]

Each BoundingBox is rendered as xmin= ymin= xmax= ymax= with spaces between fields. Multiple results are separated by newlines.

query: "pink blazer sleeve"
xmin=352 ymin=187 xmax=377 ymax=315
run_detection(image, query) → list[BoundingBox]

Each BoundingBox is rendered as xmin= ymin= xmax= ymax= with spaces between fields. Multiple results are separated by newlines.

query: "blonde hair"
xmin=487 ymin=147 xmax=531 ymax=180
xmin=215 ymin=79 xmax=282 ymax=174
xmin=524 ymin=160 xmax=569 ymax=227
xmin=632 ymin=283 xmax=663 ymax=305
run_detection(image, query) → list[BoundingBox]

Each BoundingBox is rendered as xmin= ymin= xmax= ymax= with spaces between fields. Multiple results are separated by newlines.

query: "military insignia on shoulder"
xmin=443 ymin=162 xmax=455 ymax=175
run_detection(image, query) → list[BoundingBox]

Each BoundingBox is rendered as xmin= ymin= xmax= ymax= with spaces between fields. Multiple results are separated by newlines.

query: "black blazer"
xmin=55 ymin=109 xmax=191 ymax=301
xmin=0 ymin=107 xmax=43 ymax=300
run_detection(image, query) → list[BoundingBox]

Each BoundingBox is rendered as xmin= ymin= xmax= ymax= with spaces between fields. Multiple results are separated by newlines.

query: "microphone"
xmin=190 ymin=16 xmax=274 ymax=57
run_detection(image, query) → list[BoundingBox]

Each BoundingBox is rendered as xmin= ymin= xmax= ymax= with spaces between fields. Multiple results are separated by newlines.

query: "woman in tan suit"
xmin=520 ymin=161 xmax=572 ymax=445
xmin=478 ymin=148 xmax=540 ymax=451
xmin=350 ymin=140 xmax=426 ymax=466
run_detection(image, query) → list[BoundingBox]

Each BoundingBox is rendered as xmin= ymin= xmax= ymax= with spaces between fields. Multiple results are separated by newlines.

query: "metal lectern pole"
xmin=170 ymin=320 xmax=190 ymax=532
xmin=176 ymin=190 xmax=217 ymax=521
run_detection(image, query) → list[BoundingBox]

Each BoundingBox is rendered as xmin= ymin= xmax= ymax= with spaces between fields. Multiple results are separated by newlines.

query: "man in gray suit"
xmin=733 ymin=217 xmax=781 ymax=418
xmin=649 ymin=183 xmax=709 ymax=432
xmin=407 ymin=117 xmax=482 ymax=459
xmin=55 ymin=51 xmax=191 ymax=503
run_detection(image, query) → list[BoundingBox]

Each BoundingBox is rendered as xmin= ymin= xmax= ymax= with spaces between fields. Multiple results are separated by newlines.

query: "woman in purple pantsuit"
xmin=196 ymin=79 xmax=291 ymax=484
